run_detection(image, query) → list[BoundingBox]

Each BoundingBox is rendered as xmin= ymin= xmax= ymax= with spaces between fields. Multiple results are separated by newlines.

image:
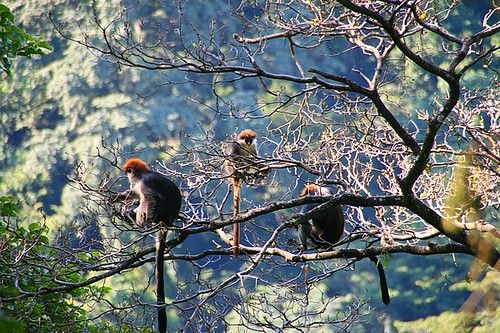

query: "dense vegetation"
xmin=1 ymin=1 xmax=498 ymax=332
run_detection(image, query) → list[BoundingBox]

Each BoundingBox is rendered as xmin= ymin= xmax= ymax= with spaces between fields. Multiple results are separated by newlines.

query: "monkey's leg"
xmin=156 ymin=230 xmax=167 ymax=333
xmin=369 ymin=256 xmax=390 ymax=305
xmin=232 ymin=178 xmax=241 ymax=256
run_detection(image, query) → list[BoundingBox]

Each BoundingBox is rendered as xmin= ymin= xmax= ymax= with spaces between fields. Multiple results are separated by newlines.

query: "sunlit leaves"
xmin=0 ymin=195 xmax=19 ymax=217
xmin=0 ymin=4 xmax=52 ymax=76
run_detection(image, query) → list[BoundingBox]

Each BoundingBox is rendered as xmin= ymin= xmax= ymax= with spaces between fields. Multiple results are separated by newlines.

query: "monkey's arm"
xmin=298 ymin=221 xmax=312 ymax=251
xmin=224 ymin=142 xmax=242 ymax=178
xmin=111 ymin=190 xmax=139 ymax=203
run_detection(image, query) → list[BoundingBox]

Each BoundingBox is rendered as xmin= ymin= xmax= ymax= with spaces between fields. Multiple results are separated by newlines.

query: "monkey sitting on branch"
xmin=224 ymin=129 xmax=268 ymax=256
xmin=299 ymin=184 xmax=390 ymax=305
xmin=113 ymin=158 xmax=181 ymax=333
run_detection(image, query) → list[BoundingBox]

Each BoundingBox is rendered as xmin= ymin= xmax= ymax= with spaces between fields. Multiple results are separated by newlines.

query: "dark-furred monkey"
xmin=299 ymin=184 xmax=390 ymax=305
xmin=114 ymin=158 xmax=181 ymax=333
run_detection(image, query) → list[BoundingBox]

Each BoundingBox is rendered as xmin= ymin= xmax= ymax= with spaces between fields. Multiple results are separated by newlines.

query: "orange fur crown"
xmin=122 ymin=158 xmax=149 ymax=173
xmin=301 ymin=184 xmax=320 ymax=196
xmin=238 ymin=129 xmax=257 ymax=140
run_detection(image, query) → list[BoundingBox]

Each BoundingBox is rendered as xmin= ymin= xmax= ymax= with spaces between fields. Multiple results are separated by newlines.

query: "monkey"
xmin=299 ymin=184 xmax=390 ymax=305
xmin=113 ymin=158 xmax=181 ymax=333
xmin=224 ymin=129 xmax=260 ymax=256
xmin=298 ymin=185 xmax=345 ymax=251
xmin=224 ymin=129 xmax=259 ymax=181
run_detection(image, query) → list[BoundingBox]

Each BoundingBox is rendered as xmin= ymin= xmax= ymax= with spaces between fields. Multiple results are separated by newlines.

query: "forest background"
xmin=0 ymin=1 xmax=499 ymax=332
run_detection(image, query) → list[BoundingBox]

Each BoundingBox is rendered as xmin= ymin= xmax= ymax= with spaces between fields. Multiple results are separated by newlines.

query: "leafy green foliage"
xmin=0 ymin=196 xmax=90 ymax=332
xmin=0 ymin=4 xmax=52 ymax=76
xmin=0 ymin=195 xmax=157 ymax=332
xmin=0 ymin=195 xmax=19 ymax=216
xmin=0 ymin=197 xmax=82 ymax=332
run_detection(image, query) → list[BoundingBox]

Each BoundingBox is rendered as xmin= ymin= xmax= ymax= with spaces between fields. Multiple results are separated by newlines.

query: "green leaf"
xmin=28 ymin=222 xmax=41 ymax=233
xmin=39 ymin=235 xmax=50 ymax=244
xmin=0 ymin=5 xmax=15 ymax=22
xmin=38 ymin=40 xmax=53 ymax=51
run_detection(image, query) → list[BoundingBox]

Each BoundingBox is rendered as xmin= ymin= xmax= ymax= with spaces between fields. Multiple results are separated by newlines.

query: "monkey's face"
xmin=301 ymin=184 xmax=331 ymax=197
xmin=125 ymin=168 xmax=140 ymax=187
xmin=122 ymin=158 xmax=148 ymax=187
xmin=237 ymin=136 xmax=256 ymax=147
xmin=236 ymin=130 xmax=257 ymax=156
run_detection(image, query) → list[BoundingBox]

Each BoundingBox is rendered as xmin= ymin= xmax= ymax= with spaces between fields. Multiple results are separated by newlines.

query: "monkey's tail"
xmin=232 ymin=178 xmax=241 ymax=256
xmin=369 ymin=256 xmax=390 ymax=305
xmin=156 ymin=230 xmax=167 ymax=333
